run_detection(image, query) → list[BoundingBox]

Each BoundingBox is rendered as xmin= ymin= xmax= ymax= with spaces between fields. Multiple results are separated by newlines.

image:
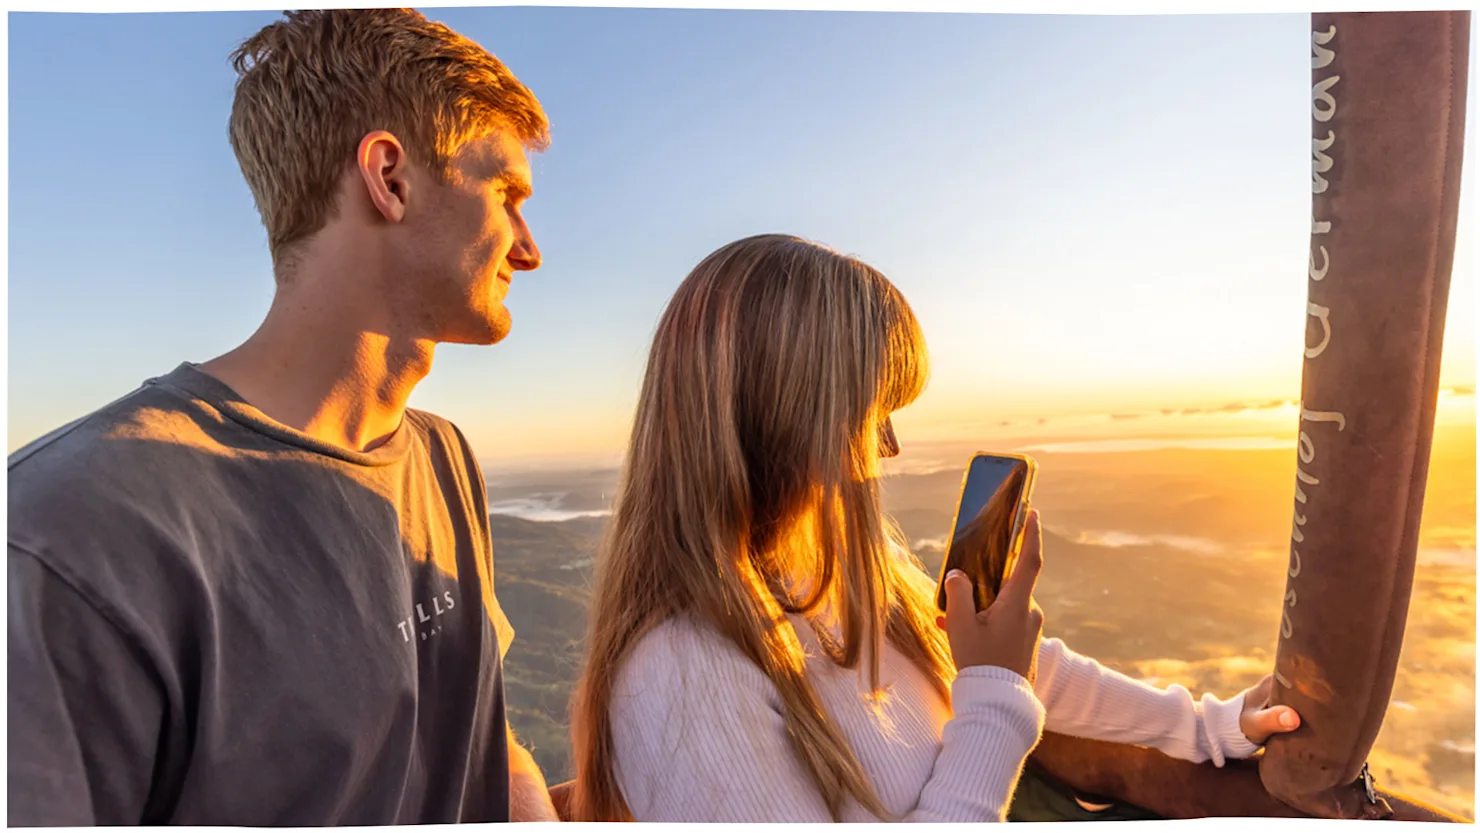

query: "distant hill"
xmin=492 ymin=513 xmax=602 ymax=781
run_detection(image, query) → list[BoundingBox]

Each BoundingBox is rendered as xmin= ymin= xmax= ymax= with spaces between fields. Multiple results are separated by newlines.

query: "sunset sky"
xmin=8 ymin=7 xmax=1476 ymax=464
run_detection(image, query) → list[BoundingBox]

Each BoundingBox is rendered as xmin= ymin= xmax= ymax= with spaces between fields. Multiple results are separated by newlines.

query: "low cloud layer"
xmin=488 ymin=495 xmax=612 ymax=523
xmin=1016 ymin=436 xmax=1294 ymax=454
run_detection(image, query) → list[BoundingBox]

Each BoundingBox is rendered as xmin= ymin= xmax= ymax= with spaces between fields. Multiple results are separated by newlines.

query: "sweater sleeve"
xmin=610 ymin=619 xmax=1046 ymax=823
xmin=1032 ymin=638 xmax=1258 ymax=765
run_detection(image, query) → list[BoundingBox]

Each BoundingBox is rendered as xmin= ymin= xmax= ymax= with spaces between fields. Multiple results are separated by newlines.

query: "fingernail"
xmin=947 ymin=569 xmax=965 ymax=580
xmin=1280 ymin=711 xmax=1298 ymax=729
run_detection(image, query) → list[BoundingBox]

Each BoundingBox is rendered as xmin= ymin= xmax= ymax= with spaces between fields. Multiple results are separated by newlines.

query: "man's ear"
xmin=356 ymin=130 xmax=411 ymax=224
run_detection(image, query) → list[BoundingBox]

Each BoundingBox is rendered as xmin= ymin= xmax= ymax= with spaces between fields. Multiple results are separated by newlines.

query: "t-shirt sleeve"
xmin=8 ymin=546 xmax=165 ymax=825
xmin=489 ymin=592 xmax=516 ymax=661
xmin=440 ymin=420 xmax=515 ymax=661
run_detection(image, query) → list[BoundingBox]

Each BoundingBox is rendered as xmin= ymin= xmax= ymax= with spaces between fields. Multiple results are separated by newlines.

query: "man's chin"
xmin=441 ymin=313 xmax=511 ymax=347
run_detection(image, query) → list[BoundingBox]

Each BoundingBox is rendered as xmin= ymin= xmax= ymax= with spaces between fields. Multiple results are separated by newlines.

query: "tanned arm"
xmin=507 ymin=725 xmax=559 ymax=822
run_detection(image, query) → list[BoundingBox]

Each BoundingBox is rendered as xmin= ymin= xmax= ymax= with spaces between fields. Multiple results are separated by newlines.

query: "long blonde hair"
xmin=570 ymin=234 xmax=955 ymax=821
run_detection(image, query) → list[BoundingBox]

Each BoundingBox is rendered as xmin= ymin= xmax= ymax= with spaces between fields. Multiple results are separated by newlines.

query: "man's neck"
xmin=199 ymin=286 xmax=435 ymax=454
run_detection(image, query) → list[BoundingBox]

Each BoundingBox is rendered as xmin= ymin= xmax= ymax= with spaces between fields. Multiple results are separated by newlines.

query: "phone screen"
xmin=935 ymin=454 xmax=1033 ymax=613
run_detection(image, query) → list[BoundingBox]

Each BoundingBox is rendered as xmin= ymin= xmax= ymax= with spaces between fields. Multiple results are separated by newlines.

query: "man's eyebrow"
xmin=495 ymin=170 xmax=533 ymax=201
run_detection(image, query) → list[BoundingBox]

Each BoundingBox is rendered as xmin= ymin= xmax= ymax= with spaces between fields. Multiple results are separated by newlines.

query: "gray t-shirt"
xmin=7 ymin=363 xmax=516 ymax=825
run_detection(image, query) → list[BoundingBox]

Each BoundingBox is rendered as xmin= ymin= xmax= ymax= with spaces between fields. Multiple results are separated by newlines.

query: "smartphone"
xmin=934 ymin=452 xmax=1039 ymax=613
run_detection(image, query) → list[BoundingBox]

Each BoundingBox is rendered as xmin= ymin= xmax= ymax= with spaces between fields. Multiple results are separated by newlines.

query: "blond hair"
xmin=227 ymin=9 xmax=549 ymax=265
xmin=571 ymin=234 xmax=955 ymax=821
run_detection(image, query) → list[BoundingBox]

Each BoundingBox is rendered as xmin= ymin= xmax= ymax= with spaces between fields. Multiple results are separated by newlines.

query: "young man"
xmin=8 ymin=9 xmax=558 ymax=825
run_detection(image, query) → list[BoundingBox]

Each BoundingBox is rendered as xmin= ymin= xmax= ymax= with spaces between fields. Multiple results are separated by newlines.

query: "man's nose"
xmin=508 ymin=217 xmax=542 ymax=272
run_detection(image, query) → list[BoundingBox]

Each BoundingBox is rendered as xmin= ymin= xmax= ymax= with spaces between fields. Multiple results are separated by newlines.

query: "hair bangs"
xmin=876 ymin=281 xmax=930 ymax=415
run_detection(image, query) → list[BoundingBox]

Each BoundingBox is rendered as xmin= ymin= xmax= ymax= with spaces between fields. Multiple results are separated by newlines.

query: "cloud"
xmin=1148 ymin=400 xmax=1295 ymax=419
xmin=1420 ymin=526 xmax=1477 ymax=550
xmin=1015 ymin=436 xmax=1293 ymax=454
xmin=1418 ymin=547 xmax=1478 ymax=568
xmin=487 ymin=495 xmax=612 ymax=523
xmin=882 ymin=458 xmax=957 ymax=477
xmin=1069 ymin=529 xmax=1227 ymax=556
xmin=1129 ymin=654 xmax=1269 ymax=693
xmin=1110 ymin=413 xmax=1144 ymax=421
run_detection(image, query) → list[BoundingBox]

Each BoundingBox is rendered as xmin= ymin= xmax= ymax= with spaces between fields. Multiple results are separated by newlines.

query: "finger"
xmin=1243 ymin=705 xmax=1301 ymax=744
xmin=942 ymin=570 xmax=980 ymax=638
xmin=995 ymin=509 xmax=1043 ymax=608
xmin=1272 ymin=706 xmax=1301 ymax=731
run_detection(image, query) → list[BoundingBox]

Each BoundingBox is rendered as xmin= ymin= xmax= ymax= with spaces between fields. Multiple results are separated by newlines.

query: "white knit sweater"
xmin=610 ymin=612 xmax=1258 ymax=822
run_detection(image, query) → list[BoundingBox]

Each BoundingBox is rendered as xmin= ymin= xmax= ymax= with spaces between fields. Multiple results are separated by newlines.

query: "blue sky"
xmin=8 ymin=8 xmax=1475 ymax=463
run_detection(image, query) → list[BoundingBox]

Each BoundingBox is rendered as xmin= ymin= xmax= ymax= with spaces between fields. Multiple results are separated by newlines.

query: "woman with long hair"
xmin=569 ymin=234 xmax=1299 ymax=823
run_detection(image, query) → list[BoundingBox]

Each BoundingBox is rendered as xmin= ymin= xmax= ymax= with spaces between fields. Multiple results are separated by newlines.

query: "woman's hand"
xmin=1238 ymin=674 xmax=1302 ymax=744
xmin=938 ymin=509 xmax=1046 ymax=682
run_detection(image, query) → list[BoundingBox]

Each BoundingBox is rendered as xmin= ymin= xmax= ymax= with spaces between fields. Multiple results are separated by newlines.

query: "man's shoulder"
xmin=7 ymin=376 xmax=241 ymax=551
xmin=9 ymin=379 xmax=206 ymax=492
xmin=405 ymin=408 xmax=484 ymax=475
xmin=405 ymin=407 xmax=469 ymax=445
